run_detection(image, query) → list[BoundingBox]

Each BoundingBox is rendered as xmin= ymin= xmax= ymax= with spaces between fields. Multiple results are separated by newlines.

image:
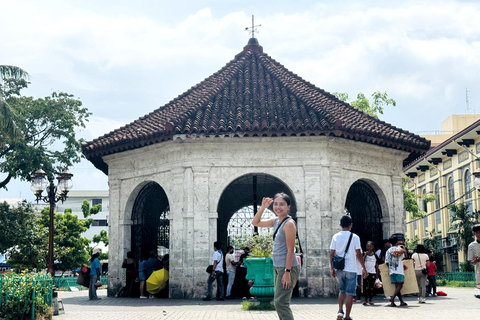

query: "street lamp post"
xmin=31 ymin=169 xmax=73 ymax=278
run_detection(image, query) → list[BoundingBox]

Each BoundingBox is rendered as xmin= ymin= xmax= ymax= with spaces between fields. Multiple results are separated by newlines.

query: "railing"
xmin=54 ymin=276 xmax=108 ymax=291
xmin=0 ymin=273 xmax=53 ymax=320
xmin=437 ymin=271 xmax=475 ymax=286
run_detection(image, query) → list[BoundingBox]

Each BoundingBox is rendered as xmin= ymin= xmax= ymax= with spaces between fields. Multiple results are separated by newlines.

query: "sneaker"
xmin=202 ymin=297 xmax=211 ymax=301
xmin=432 ymin=293 xmax=437 ymax=297
xmin=140 ymin=296 xmax=148 ymax=299
xmin=336 ymin=311 xmax=344 ymax=320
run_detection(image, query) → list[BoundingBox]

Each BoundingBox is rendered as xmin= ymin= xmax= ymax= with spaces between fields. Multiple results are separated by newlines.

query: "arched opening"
xmin=217 ymin=173 xmax=297 ymax=250
xmin=131 ymin=182 xmax=170 ymax=263
xmin=344 ymin=180 xmax=383 ymax=250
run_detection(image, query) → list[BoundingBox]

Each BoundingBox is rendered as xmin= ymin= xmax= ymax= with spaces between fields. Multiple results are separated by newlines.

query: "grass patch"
xmin=437 ymin=279 xmax=475 ymax=287
xmin=241 ymin=300 xmax=276 ymax=311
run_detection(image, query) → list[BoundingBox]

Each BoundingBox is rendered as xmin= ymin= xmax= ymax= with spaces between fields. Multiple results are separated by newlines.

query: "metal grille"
xmin=131 ymin=182 xmax=170 ymax=261
xmin=227 ymin=206 xmax=275 ymax=246
xmin=345 ymin=180 xmax=383 ymax=249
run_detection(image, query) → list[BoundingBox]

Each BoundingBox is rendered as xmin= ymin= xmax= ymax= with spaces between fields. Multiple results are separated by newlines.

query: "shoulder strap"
xmin=273 ymin=217 xmax=291 ymax=241
xmin=344 ymin=232 xmax=354 ymax=256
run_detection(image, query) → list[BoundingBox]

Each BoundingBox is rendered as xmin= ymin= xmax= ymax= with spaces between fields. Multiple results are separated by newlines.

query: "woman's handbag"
xmin=332 ymin=233 xmax=353 ymax=271
xmin=418 ymin=254 xmax=428 ymax=275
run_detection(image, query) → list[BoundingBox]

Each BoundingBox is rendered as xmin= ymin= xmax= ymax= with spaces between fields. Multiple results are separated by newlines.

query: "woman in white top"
xmin=412 ymin=244 xmax=430 ymax=303
xmin=363 ymin=241 xmax=378 ymax=305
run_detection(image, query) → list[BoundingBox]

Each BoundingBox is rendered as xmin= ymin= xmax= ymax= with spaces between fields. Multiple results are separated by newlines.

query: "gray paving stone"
xmin=57 ymin=287 xmax=478 ymax=319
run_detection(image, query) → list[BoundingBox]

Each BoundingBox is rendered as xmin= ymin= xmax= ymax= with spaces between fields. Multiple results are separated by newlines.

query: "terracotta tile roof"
xmin=83 ymin=40 xmax=430 ymax=174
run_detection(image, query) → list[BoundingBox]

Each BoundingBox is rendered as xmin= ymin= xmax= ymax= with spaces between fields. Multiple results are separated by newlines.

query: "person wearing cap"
xmin=89 ymin=248 xmax=102 ymax=300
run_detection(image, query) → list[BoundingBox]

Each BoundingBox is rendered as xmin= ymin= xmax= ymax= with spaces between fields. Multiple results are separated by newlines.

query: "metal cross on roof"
xmin=245 ymin=15 xmax=261 ymax=39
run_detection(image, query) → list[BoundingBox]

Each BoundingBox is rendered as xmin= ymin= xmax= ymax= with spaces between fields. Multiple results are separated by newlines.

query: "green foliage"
xmin=405 ymin=235 xmax=419 ymax=252
xmin=403 ymin=177 xmax=436 ymax=219
xmin=459 ymin=261 xmax=474 ymax=272
xmin=332 ymin=91 xmax=396 ymax=119
xmin=448 ymin=202 xmax=479 ymax=261
xmin=93 ymin=230 xmax=109 ymax=247
xmin=2 ymin=202 xmax=48 ymax=270
xmin=0 ymin=65 xmax=29 ymax=140
xmin=241 ymin=300 xmax=275 ymax=310
xmin=0 ymin=272 xmax=53 ymax=319
xmin=38 ymin=207 xmax=91 ymax=274
xmin=81 ymin=200 xmax=102 ymax=218
xmin=0 ymin=69 xmax=91 ymax=189
xmin=438 ymin=279 xmax=475 ymax=287
xmin=235 ymin=232 xmax=273 ymax=257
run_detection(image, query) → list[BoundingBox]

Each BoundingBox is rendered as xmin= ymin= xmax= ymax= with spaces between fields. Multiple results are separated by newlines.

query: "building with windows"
xmin=404 ymin=115 xmax=480 ymax=271
xmin=55 ymin=190 xmax=109 ymax=244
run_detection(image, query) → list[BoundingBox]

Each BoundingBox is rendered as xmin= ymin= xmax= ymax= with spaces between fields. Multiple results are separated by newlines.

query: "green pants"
xmin=274 ymin=266 xmax=300 ymax=320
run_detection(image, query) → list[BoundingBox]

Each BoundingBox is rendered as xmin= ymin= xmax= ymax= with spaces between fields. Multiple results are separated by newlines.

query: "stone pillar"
xmin=303 ymin=165 xmax=322 ymax=297
xmin=390 ymin=175 xmax=404 ymax=237
xmin=169 ymin=167 xmax=187 ymax=298
xmin=192 ymin=166 xmax=212 ymax=298
xmin=106 ymin=178 xmax=122 ymax=296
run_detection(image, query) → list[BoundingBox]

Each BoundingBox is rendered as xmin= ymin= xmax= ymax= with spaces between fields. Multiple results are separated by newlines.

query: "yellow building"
xmin=404 ymin=116 xmax=480 ymax=271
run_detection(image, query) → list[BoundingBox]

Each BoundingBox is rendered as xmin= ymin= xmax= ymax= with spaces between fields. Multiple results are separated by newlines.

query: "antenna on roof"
xmin=465 ymin=88 xmax=471 ymax=114
xmin=245 ymin=15 xmax=261 ymax=39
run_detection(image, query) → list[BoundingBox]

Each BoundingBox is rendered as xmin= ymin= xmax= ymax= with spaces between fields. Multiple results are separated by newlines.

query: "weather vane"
xmin=245 ymin=15 xmax=261 ymax=39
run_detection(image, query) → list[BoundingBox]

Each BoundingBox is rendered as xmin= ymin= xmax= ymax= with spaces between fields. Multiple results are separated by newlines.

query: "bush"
xmin=241 ymin=300 xmax=275 ymax=310
xmin=235 ymin=232 xmax=274 ymax=257
xmin=0 ymin=272 xmax=53 ymax=320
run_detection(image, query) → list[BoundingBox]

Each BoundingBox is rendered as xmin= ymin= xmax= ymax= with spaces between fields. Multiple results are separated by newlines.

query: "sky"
xmin=1 ymin=0 xmax=479 ymax=201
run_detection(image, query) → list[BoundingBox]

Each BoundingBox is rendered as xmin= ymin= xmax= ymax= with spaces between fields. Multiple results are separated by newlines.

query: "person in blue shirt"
xmin=89 ymin=248 xmax=101 ymax=300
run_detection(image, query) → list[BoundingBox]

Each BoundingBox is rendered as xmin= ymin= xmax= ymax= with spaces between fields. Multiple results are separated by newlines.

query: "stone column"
xmin=192 ymin=166 xmax=211 ymax=298
xmin=386 ymin=175 xmax=404 ymax=238
xmin=106 ymin=178 xmax=122 ymax=296
xmin=302 ymin=165 xmax=322 ymax=297
xmin=169 ymin=167 xmax=187 ymax=298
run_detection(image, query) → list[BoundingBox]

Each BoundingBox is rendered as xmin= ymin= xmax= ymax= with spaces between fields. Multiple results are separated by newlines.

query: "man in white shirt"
xmin=467 ymin=224 xmax=480 ymax=299
xmin=203 ymin=241 xmax=225 ymax=301
xmin=330 ymin=215 xmax=367 ymax=320
xmin=385 ymin=236 xmax=407 ymax=307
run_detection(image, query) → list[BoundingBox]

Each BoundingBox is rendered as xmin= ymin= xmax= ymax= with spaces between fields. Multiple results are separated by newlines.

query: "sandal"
xmin=369 ymin=302 xmax=375 ymax=305
xmin=399 ymin=302 xmax=408 ymax=307
xmin=388 ymin=302 xmax=397 ymax=307
xmin=363 ymin=302 xmax=368 ymax=306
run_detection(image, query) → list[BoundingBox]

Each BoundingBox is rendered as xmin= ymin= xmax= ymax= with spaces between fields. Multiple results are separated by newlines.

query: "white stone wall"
xmin=103 ymin=136 xmax=408 ymax=297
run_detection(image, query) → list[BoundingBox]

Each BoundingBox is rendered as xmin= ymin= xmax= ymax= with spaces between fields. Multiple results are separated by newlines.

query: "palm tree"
xmin=0 ymin=65 xmax=29 ymax=138
xmin=448 ymin=202 xmax=479 ymax=262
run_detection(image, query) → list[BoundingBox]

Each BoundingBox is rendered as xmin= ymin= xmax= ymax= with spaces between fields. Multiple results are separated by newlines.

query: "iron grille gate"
xmin=131 ymin=182 xmax=170 ymax=262
xmin=345 ymin=180 xmax=383 ymax=249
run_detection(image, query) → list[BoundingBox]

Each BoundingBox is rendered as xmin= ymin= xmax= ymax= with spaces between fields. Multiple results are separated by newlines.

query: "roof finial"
xmin=245 ymin=15 xmax=261 ymax=39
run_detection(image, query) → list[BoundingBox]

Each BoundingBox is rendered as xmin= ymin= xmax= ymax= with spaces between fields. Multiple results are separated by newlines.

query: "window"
xmin=422 ymin=189 xmax=427 ymax=212
xmin=448 ymin=177 xmax=455 ymax=219
xmin=92 ymin=199 xmax=103 ymax=211
xmin=91 ymin=219 xmax=108 ymax=227
xmin=465 ymin=169 xmax=472 ymax=200
xmin=413 ymin=220 xmax=417 ymax=231
xmin=435 ymin=183 xmax=441 ymax=228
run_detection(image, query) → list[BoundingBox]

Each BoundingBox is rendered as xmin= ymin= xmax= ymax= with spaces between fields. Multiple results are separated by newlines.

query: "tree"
xmin=448 ymin=202 xmax=479 ymax=265
xmin=40 ymin=208 xmax=92 ymax=275
xmin=1 ymin=202 xmax=48 ymax=271
xmin=333 ymin=91 xmax=396 ymax=119
xmin=0 ymin=71 xmax=91 ymax=189
xmin=2 ymin=202 xmax=95 ymax=273
xmin=0 ymin=65 xmax=29 ymax=139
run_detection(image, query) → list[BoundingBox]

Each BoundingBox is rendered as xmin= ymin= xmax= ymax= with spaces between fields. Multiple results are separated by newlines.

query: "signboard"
xmin=379 ymin=259 xmax=418 ymax=297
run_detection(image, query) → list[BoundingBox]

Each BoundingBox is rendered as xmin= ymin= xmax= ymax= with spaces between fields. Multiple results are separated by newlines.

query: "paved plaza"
xmin=57 ymin=287 xmax=478 ymax=320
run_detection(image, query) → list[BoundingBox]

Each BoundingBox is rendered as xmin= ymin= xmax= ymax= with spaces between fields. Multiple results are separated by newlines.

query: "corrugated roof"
xmin=83 ymin=40 xmax=430 ymax=174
